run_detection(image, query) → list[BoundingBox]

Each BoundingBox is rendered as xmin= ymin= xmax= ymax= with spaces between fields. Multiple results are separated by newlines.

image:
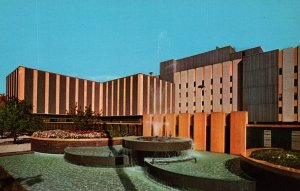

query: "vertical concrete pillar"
xmin=210 ymin=112 xmax=226 ymax=153
xmin=194 ymin=112 xmax=207 ymax=150
xmin=18 ymin=67 xmax=25 ymax=100
xmin=153 ymin=114 xmax=164 ymax=136
xmin=230 ymin=111 xmax=248 ymax=155
xmin=33 ymin=70 xmax=38 ymax=113
xmin=179 ymin=113 xmax=191 ymax=138
xmin=165 ymin=113 xmax=176 ymax=137
xmin=143 ymin=114 xmax=152 ymax=136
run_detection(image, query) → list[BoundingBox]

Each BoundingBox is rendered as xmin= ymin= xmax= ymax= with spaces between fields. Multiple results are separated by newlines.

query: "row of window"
xmin=278 ymin=106 xmax=298 ymax=114
xmin=178 ymin=76 xmax=233 ymax=89
xmin=278 ymin=66 xmax=298 ymax=75
xmin=178 ymin=98 xmax=233 ymax=107
xmin=278 ymin=93 xmax=298 ymax=101
xmin=179 ymin=87 xmax=233 ymax=97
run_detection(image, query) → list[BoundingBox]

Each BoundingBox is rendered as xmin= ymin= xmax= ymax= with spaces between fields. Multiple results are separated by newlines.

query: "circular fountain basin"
xmin=64 ymin=146 xmax=124 ymax=167
xmin=122 ymin=136 xmax=192 ymax=152
xmin=145 ymin=150 xmax=256 ymax=191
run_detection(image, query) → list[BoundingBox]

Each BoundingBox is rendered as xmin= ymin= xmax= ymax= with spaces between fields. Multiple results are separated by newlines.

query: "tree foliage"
xmin=0 ymin=98 xmax=42 ymax=143
xmin=67 ymin=104 xmax=102 ymax=130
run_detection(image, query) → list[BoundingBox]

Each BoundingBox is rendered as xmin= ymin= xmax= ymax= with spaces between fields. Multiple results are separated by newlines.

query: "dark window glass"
xmin=295 ymin=66 xmax=298 ymax=73
xmin=220 ymin=88 xmax=222 ymax=94
xmin=294 ymin=79 xmax=298 ymax=86
xmin=186 ymin=102 xmax=188 ymax=106
xmin=230 ymin=76 xmax=233 ymax=82
xmin=295 ymin=106 xmax=298 ymax=114
xmin=194 ymin=102 xmax=196 ymax=106
xmin=202 ymin=90 xmax=204 ymax=96
xmin=220 ymin=99 xmax=222 ymax=104
xmin=278 ymin=94 xmax=282 ymax=101
xmin=179 ymin=103 xmax=181 ymax=107
xmin=202 ymin=80 xmax=204 ymax=86
xmin=294 ymin=93 xmax=298 ymax=100
xmin=186 ymin=92 xmax=188 ymax=97
xmin=179 ymin=84 xmax=181 ymax=89
xmin=211 ymin=89 xmax=213 ymax=95
xmin=279 ymin=68 xmax=282 ymax=75
xmin=202 ymin=101 xmax=204 ymax=106
xmin=194 ymin=82 xmax=196 ymax=87
xmin=230 ymin=87 xmax=233 ymax=93
xmin=230 ymin=98 xmax=233 ymax=104
xmin=220 ymin=77 xmax=222 ymax=83
xmin=186 ymin=83 xmax=188 ymax=88
xmin=279 ymin=107 xmax=282 ymax=114
xmin=211 ymin=79 xmax=213 ymax=84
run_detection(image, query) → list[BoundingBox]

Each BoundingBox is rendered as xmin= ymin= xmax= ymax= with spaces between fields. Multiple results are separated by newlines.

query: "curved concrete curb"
xmin=31 ymin=137 xmax=123 ymax=154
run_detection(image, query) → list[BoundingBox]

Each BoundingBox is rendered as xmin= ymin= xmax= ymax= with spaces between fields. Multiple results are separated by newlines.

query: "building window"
xmin=194 ymin=82 xmax=196 ymax=87
xmin=230 ymin=87 xmax=233 ymax=93
xmin=186 ymin=92 xmax=188 ymax=97
xmin=186 ymin=83 xmax=188 ymax=88
xmin=211 ymin=100 xmax=213 ymax=105
xmin=230 ymin=98 xmax=233 ymax=104
xmin=220 ymin=88 xmax=222 ymax=94
xmin=295 ymin=93 xmax=298 ymax=100
xmin=211 ymin=79 xmax=213 ymax=84
xmin=220 ymin=77 xmax=222 ymax=83
xmin=186 ymin=102 xmax=188 ymax=107
xmin=179 ymin=84 xmax=181 ymax=89
xmin=179 ymin=103 xmax=181 ymax=107
xmin=230 ymin=76 xmax=233 ymax=82
xmin=220 ymin=99 xmax=222 ymax=104
xmin=202 ymin=80 xmax=204 ymax=86
xmin=295 ymin=66 xmax=298 ymax=73
xmin=211 ymin=89 xmax=213 ymax=95
xmin=179 ymin=93 xmax=181 ymax=98
xmin=202 ymin=101 xmax=204 ymax=106
xmin=279 ymin=68 xmax=282 ymax=75
xmin=295 ymin=106 xmax=298 ymax=114
xmin=294 ymin=79 xmax=298 ymax=87
xmin=202 ymin=90 xmax=204 ymax=96
xmin=194 ymin=102 xmax=196 ymax=106
xmin=279 ymin=107 xmax=282 ymax=114
xmin=279 ymin=94 xmax=282 ymax=101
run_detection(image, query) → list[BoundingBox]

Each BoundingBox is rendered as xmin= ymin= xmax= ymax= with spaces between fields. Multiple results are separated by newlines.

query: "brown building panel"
xmin=125 ymin=77 xmax=131 ymax=115
xmin=102 ymin=83 xmax=107 ymax=116
xmin=107 ymin=81 xmax=112 ymax=116
xmin=298 ymin=47 xmax=300 ymax=122
xmin=25 ymin=68 xmax=33 ymax=106
xmin=59 ymin=76 xmax=66 ymax=114
xmin=167 ymin=83 xmax=171 ymax=113
xmin=119 ymin=78 xmax=124 ymax=116
xmin=48 ymin=73 xmax=56 ymax=114
xmin=171 ymin=83 xmax=175 ymax=113
xmin=37 ymin=71 xmax=45 ymax=113
xmin=94 ymin=82 xmax=100 ymax=113
xmin=78 ymin=79 xmax=84 ymax=110
xmin=155 ymin=79 xmax=161 ymax=114
xmin=86 ymin=81 xmax=92 ymax=108
xmin=69 ymin=77 xmax=76 ymax=110
xmin=149 ymin=77 xmax=155 ymax=114
xmin=132 ymin=75 xmax=138 ymax=115
xmin=161 ymin=81 xmax=166 ymax=114
xmin=143 ymin=75 xmax=149 ymax=114
xmin=113 ymin=80 xmax=118 ymax=116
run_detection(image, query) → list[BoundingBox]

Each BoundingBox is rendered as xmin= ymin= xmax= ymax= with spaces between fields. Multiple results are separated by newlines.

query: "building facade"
xmin=6 ymin=45 xmax=300 ymax=123
xmin=6 ymin=67 xmax=174 ymax=116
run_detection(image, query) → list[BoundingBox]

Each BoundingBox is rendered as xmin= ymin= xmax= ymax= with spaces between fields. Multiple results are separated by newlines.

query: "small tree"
xmin=67 ymin=104 xmax=97 ymax=130
xmin=1 ymin=98 xmax=42 ymax=143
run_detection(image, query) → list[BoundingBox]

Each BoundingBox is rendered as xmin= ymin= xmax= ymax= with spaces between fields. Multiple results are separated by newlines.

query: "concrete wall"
xmin=7 ymin=67 xmax=174 ymax=116
xmin=143 ymin=111 xmax=248 ymax=155
xmin=243 ymin=50 xmax=278 ymax=122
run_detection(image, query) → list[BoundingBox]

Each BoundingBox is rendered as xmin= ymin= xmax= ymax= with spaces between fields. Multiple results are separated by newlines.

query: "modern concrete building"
xmin=6 ymin=66 xmax=174 ymax=116
xmin=162 ymin=45 xmax=300 ymax=123
xmin=5 ymin=45 xmax=300 ymax=123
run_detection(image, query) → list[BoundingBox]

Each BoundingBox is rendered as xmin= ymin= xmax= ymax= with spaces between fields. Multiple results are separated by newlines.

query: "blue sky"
xmin=1 ymin=0 xmax=300 ymax=93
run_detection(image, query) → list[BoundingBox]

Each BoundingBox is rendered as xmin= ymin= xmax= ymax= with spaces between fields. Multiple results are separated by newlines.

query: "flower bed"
xmin=31 ymin=130 xmax=122 ymax=154
xmin=32 ymin=130 xmax=107 ymax=139
xmin=250 ymin=149 xmax=300 ymax=170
